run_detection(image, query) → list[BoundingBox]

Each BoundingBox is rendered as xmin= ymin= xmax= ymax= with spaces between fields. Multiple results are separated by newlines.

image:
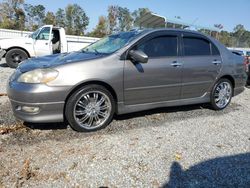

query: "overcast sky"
xmin=26 ymin=0 xmax=250 ymax=32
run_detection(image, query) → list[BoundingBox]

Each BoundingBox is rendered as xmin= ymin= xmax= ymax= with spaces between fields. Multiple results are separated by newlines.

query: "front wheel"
xmin=5 ymin=48 xmax=29 ymax=68
xmin=65 ymin=85 xmax=115 ymax=132
xmin=210 ymin=79 xmax=233 ymax=110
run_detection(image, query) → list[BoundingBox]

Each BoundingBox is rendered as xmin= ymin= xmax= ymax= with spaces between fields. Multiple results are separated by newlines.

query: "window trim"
xmin=180 ymin=33 xmax=221 ymax=57
xmin=37 ymin=27 xmax=52 ymax=41
xmin=182 ymin=35 xmax=212 ymax=57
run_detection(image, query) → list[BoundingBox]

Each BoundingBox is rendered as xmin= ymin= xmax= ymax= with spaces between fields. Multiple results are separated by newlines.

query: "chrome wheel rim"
xmin=214 ymin=82 xmax=232 ymax=109
xmin=73 ymin=91 xmax=111 ymax=130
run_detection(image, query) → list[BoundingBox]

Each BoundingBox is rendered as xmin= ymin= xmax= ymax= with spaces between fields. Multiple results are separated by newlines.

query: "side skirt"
xmin=117 ymin=93 xmax=211 ymax=115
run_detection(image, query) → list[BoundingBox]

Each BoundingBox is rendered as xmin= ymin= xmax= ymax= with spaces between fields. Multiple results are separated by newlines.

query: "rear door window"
xmin=136 ymin=36 xmax=178 ymax=58
xmin=183 ymin=37 xmax=211 ymax=56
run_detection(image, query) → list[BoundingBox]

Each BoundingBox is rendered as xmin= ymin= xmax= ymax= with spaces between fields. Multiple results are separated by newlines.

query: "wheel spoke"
xmin=75 ymin=110 xmax=86 ymax=116
xmin=214 ymin=81 xmax=232 ymax=109
xmin=100 ymin=104 xmax=108 ymax=111
xmin=87 ymin=116 xmax=94 ymax=126
xmin=84 ymin=94 xmax=91 ymax=103
xmin=98 ymin=111 xmax=107 ymax=118
xmin=77 ymin=100 xmax=86 ymax=109
xmin=93 ymin=93 xmax=99 ymax=103
xmin=79 ymin=114 xmax=89 ymax=123
xmin=73 ymin=90 xmax=112 ymax=130
xmin=97 ymin=96 xmax=105 ymax=106
xmin=94 ymin=115 xmax=100 ymax=123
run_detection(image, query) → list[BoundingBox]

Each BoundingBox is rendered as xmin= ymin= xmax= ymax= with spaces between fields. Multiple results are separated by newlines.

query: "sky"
xmin=26 ymin=0 xmax=250 ymax=32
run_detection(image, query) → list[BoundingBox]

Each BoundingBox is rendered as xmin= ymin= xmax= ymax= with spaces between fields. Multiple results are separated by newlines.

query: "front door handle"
xmin=171 ymin=61 xmax=183 ymax=67
xmin=212 ymin=60 xmax=222 ymax=65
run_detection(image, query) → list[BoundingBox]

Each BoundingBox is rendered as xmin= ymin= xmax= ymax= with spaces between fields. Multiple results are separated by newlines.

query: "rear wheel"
xmin=5 ymin=48 xmax=28 ymax=68
xmin=65 ymin=85 xmax=115 ymax=132
xmin=210 ymin=78 xmax=233 ymax=110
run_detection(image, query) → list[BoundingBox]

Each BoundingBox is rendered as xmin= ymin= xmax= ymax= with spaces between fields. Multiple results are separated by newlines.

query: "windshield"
xmin=83 ymin=31 xmax=143 ymax=54
xmin=29 ymin=28 xmax=41 ymax=39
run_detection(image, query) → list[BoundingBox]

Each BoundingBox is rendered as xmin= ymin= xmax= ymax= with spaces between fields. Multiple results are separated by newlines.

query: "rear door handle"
xmin=171 ymin=61 xmax=183 ymax=67
xmin=212 ymin=60 xmax=222 ymax=65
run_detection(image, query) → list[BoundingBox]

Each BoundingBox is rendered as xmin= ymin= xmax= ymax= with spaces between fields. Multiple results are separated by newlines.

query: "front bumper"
xmin=0 ymin=49 xmax=6 ymax=60
xmin=7 ymin=80 xmax=71 ymax=123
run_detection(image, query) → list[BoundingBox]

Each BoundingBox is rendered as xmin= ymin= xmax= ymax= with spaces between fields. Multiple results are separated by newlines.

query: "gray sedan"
xmin=7 ymin=29 xmax=247 ymax=132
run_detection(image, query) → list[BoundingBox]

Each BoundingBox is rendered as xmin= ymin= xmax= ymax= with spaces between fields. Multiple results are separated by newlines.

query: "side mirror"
xmin=129 ymin=50 xmax=148 ymax=63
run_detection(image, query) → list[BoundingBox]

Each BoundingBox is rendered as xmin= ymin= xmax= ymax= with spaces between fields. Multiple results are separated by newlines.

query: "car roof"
xmin=141 ymin=28 xmax=208 ymax=35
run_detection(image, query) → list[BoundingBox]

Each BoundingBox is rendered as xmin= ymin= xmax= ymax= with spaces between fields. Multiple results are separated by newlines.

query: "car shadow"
xmin=0 ymin=63 xmax=8 ymax=68
xmin=23 ymin=104 xmax=209 ymax=131
xmin=162 ymin=153 xmax=250 ymax=187
xmin=114 ymin=103 xmax=211 ymax=121
xmin=23 ymin=122 xmax=68 ymax=130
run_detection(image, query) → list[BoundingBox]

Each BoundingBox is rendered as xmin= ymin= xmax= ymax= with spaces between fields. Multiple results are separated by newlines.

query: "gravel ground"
xmin=0 ymin=59 xmax=14 ymax=94
xmin=0 ymin=60 xmax=250 ymax=187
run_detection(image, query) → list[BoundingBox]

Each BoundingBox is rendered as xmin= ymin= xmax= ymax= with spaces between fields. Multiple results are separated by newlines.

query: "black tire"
xmin=65 ymin=85 xmax=115 ymax=132
xmin=5 ymin=48 xmax=29 ymax=68
xmin=210 ymin=78 xmax=233 ymax=110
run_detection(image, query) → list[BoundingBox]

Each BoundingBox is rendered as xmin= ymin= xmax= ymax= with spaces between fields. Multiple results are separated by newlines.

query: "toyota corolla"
xmin=7 ymin=29 xmax=247 ymax=132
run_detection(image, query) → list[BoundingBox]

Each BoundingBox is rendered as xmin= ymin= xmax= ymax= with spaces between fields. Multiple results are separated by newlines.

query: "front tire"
xmin=210 ymin=78 xmax=233 ymax=110
xmin=65 ymin=85 xmax=115 ymax=132
xmin=5 ymin=48 xmax=29 ymax=68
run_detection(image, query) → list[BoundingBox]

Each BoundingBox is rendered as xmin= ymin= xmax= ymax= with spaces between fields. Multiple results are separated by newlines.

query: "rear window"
xmin=183 ymin=37 xmax=211 ymax=56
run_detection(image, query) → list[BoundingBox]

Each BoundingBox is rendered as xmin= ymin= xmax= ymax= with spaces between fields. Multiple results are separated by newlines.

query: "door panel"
xmin=123 ymin=33 xmax=182 ymax=105
xmin=33 ymin=26 xmax=53 ymax=56
xmin=180 ymin=34 xmax=222 ymax=99
xmin=124 ymin=57 xmax=182 ymax=105
xmin=181 ymin=55 xmax=222 ymax=98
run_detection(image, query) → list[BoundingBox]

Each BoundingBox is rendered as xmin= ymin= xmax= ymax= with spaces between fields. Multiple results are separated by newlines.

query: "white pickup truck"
xmin=0 ymin=25 xmax=99 ymax=68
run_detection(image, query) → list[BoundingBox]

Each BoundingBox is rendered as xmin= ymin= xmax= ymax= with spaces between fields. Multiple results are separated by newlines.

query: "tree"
xmin=132 ymin=8 xmax=151 ymax=28
xmin=117 ymin=7 xmax=133 ymax=31
xmin=55 ymin=8 xmax=66 ymax=27
xmin=107 ymin=5 xmax=119 ymax=34
xmin=0 ymin=0 xmax=25 ymax=30
xmin=232 ymin=24 xmax=249 ymax=47
xmin=88 ymin=16 xmax=108 ymax=38
xmin=65 ymin=4 xmax=89 ymax=35
xmin=43 ymin=11 xmax=56 ymax=25
xmin=24 ymin=4 xmax=45 ymax=30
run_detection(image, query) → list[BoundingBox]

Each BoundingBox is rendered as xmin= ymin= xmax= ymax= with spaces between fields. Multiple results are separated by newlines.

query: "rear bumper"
xmin=0 ymin=49 xmax=6 ymax=60
xmin=7 ymin=81 xmax=71 ymax=123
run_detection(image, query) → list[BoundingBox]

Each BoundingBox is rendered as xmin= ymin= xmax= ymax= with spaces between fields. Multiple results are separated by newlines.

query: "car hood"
xmin=18 ymin=51 xmax=105 ymax=73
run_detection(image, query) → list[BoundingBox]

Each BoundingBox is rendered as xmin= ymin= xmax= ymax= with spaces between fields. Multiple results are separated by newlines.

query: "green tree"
xmin=0 ymin=0 xmax=25 ymax=30
xmin=24 ymin=4 xmax=45 ymax=30
xmin=55 ymin=8 xmax=66 ymax=27
xmin=107 ymin=5 xmax=119 ymax=34
xmin=117 ymin=7 xmax=133 ymax=31
xmin=132 ymin=8 xmax=151 ymax=28
xmin=44 ymin=11 xmax=56 ymax=25
xmin=88 ymin=16 xmax=108 ymax=38
xmin=65 ymin=4 xmax=89 ymax=35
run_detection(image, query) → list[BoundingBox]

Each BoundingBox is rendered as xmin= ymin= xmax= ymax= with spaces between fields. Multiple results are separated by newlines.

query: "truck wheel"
xmin=5 ymin=49 xmax=28 ymax=68
xmin=210 ymin=78 xmax=233 ymax=110
xmin=65 ymin=85 xmax=115 ymax=132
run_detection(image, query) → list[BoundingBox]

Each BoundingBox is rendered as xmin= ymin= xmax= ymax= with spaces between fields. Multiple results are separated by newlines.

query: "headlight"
xmin=17 ymin=69 xmax=58 ymax=84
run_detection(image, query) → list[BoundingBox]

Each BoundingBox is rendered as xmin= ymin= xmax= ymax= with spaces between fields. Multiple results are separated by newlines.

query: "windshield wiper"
xmin=94 ymin=49 xmax=100 ymax=55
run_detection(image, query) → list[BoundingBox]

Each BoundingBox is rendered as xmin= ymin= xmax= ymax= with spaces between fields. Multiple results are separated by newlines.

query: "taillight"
xmin=244 ymin=57 xmax=249 ymax=72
